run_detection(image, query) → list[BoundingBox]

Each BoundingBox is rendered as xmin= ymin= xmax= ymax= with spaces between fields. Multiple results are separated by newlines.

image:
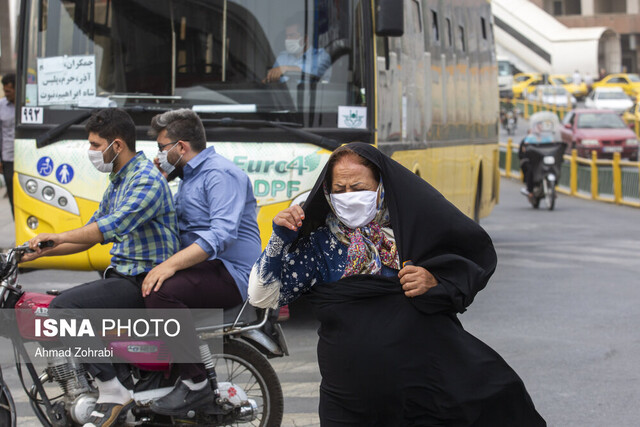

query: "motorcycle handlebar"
xmin=15 ymin=240 xmax=54 ymax=254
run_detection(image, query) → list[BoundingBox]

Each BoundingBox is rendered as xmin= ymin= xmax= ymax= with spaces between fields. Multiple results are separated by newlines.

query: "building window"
xmin=553 ymin=1 xmax=562 ymax=15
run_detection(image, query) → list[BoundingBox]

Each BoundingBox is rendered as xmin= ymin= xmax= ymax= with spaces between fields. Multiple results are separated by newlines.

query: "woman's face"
xmin=331 ymin=155 xmax=378 ymax=194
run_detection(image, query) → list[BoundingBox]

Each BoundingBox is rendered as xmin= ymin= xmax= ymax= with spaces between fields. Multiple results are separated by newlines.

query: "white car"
xmin=527 ymin=85 xmax=577 ymax=107
xmin=584 ymin=87 xmax=634 ymax=114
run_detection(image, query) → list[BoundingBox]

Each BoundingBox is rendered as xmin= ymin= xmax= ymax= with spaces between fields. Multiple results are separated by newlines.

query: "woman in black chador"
xmin=249 ymin=142 xmax=546 ymax=426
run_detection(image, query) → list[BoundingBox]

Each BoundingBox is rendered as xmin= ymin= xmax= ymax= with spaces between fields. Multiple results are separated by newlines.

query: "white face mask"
xmin=330 ymin=189 xmax=379 ymax=229
xmin=87 ymin=140 xmax=119 ymax=173
xmin=285 ymin=38 xmax=304 ymax=55
xmin=157 ymin=142 xmax=183 ymax=174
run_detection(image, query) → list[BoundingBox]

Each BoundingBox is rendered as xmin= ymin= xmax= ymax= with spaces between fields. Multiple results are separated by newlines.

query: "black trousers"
xmin=2 ymin=160 xmax=13 ymax=218
xmin=520 ymin=158 xmax=534 ymax=193
xmin=49 ymin=269 xmax=146 ymax=381
xmin=144 ymin=259 xmax=242 ymax=382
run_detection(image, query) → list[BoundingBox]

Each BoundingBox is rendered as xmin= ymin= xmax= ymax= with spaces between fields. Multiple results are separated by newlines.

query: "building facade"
xmin=532 ymin=0 xmax=640 ymax=73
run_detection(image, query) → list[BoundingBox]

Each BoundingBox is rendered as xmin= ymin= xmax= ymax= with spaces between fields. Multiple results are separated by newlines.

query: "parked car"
xmin=592 ymin=73 xmax=640 ymax=97
xmin=527 ymin=85 xmax=577 ymax=107
xmin=584 ymin=87 xmax=634 ymax=114
xmin=512 ymin=72 xmax=541 ymax=98
xmin=560 ymin=109 xmax=639 ymax=160
xmin=549 ymin=74 xmax=589 ymax=100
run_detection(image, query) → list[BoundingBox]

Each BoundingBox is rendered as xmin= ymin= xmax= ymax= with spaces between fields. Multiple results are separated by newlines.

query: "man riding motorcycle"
xmin=23 ymin=108 xmax=181 ymax=427
xmin=519 ymin=114 xmax=556 ymax=201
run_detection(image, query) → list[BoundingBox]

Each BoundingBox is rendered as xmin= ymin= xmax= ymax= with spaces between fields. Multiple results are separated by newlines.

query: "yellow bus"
xmin=14 ymin=0 xmax=499 ymax=271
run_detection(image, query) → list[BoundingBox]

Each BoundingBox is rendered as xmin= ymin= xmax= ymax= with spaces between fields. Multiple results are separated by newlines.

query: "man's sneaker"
xmin=83 ymin=400 xmax=133 ymax=427
xmin=150 ymin=380 xmax=214 ymax=416
xmin=520 ymin=187 xmax=530 ymax=196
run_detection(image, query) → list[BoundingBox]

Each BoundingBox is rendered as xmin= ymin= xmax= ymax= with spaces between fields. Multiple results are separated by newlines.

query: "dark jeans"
xmin=49 ymin=269 xmax=146 ymax=381
xmin=2 ymin=160 xmax=13 ymax=218
xmin=520 ymin=158 xmax=534 ymax=193
xmin=144 ymin=259 xmax=242 ymax=382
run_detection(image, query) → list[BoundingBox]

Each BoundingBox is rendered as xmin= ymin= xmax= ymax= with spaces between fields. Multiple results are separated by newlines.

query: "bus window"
xmin=458 ymin=25 xmax=466 ymax=52
xmin=480 ymin=16 xmax=487 ymax=40
xmin=21 ymin=0 xmax=369 ymax=128
xmin=431 ymin=10 xmax=439 ymax=44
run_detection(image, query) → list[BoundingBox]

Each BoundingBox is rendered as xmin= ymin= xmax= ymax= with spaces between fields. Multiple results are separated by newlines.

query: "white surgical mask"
xmin=330 ymin=189 xmax=379 ymax=229
xmin=87 ymin=140 xmax=119 ymax=173
xmin=285 ymin=38 xmax=303 ymax=55
xmin=157 ymin=142 xmax=183 ymax=174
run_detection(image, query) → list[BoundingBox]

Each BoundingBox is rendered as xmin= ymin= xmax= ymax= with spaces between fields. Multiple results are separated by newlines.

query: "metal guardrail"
xmin=499 ymin=138 xmax=640 ymax=208
xmin=500 ymin=97 xmax=572 ymax=121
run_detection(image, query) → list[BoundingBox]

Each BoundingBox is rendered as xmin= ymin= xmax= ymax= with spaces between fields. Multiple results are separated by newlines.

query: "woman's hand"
xmin=398 ymin=265 xmax=437 ymax=297
xmin=273 ymin=205 xmax=305 ymax=232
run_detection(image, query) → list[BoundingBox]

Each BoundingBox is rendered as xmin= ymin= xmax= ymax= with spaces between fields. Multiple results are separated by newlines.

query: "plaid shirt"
xmin=89 ymin=152 xmax=179 ymax=276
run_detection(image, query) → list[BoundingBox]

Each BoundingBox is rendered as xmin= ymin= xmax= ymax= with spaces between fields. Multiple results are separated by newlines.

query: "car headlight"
xmin=626 ymin=138 xmax=638 ymax=146
xmin=581 ymin=139 xmax=599 ymax=146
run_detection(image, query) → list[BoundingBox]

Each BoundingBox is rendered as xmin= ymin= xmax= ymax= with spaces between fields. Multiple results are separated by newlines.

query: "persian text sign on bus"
xmin=37 ymin=55 xmax=97 ymax=106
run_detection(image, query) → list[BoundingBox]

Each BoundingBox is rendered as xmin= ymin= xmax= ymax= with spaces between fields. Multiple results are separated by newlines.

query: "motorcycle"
xmin=519 ymin=111 xmax=567 ymax=211
xmin=500 ymin=106 xmax=518 ymax=135
xmin=0 ymin=243 xmax=288 ymax=427
xmin=519 ymin=142 xmax=567 ymax=210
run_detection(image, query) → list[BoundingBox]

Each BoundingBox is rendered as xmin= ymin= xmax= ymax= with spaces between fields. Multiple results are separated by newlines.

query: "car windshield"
xmin=541 ymin=87 xmax=566 ymax=96
xmin=596 ymin=91 xmax=629 ymax=100
xmin=577 ymin=113 xmax=627 ymax=129
xmin=498 ymin=61 xmax=511 ymax=76
xmin=628 ymin=74 xmax=640 ymax=82
xmin=22 ymin=0 xmax=368 ymax=127
xmin=515 ymin=75 xmax=530 ymax=83
xmin=564 ymin=76 xmax=574 ymax=84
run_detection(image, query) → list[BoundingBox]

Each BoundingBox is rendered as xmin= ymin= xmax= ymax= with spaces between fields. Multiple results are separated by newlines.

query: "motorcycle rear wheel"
xmin=209 ymin=339 xmax=284 ymax=427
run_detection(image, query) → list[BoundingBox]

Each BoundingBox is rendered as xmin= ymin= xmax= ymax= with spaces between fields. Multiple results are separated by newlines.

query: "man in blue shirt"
xmin=264 ymin=16 xmax=332 ymax=83
xmin=143 ymin=108 xmax=262 ymax=415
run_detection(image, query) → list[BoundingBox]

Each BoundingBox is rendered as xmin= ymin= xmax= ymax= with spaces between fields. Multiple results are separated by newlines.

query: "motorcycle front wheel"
xmin=210 ymin=339 xmax=284 ymax=427
xmin=0 ymin=384 xmax=16 ymax=427
xmin=546 ymin=182 xmax=556 ymax=210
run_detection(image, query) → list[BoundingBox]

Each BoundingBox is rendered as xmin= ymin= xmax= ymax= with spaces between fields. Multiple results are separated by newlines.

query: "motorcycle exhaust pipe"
xmin=236 ymin=399 xmax=259 ymax=422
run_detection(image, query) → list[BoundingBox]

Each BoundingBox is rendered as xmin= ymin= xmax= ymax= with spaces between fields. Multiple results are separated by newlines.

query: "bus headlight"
xmin=26 ymin=179 xmax=38 ymax=194
xmin=42 ymin=186 xmax=55 ymax=201
xmin=18 ymin=174 xmax=80 ymax=216
xmin=27 ymin=216 xmax=39 ymax=230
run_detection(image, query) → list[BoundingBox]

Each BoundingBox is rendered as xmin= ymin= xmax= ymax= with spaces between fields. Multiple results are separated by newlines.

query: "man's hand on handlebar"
xmin=21 ymin=238 xmax=56 ymax=263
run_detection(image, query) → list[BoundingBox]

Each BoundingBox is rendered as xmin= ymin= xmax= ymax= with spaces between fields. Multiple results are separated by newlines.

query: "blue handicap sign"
xmin=37 ymin=157 xmax=54 ymax=177
xmin=56 ymin=164 xmax=74 ymax=184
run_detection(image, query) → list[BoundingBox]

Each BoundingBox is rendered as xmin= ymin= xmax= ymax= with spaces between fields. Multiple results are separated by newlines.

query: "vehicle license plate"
xmin=603 ymin=146 xmax=623 ymax=153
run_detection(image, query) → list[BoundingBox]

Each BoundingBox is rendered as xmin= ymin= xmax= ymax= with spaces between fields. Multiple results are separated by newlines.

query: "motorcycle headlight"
xmin=543 ymin=156 xmax=556 ymax=165
xmin=581 ymin=139 xmax=599 ymax=146
xmin=625 ymin=138 xmax=638 ymax=146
